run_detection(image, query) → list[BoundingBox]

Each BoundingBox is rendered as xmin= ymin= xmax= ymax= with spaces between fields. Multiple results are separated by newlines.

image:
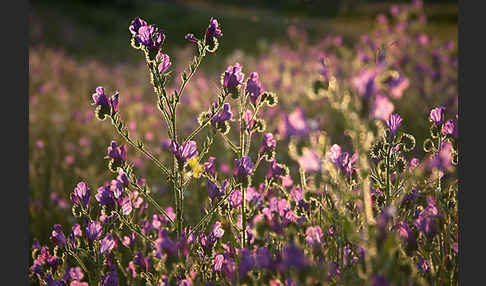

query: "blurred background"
xmin=29 ymin=0 xmax=457 ymax=245
xmin=30 ymin=0 xmax=457 ymax=71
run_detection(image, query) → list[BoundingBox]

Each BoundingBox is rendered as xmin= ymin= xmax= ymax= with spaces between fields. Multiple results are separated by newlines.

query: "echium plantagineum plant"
xmin=30 ymin=12 xmax=458 ymax=286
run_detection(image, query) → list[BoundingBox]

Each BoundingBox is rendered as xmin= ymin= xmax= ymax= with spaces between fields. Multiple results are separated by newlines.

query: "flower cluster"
xmin=29 ymin=3 xmax=458 ymax=285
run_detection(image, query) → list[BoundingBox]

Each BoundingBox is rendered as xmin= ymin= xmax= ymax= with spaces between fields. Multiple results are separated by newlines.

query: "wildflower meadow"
xmin=29 ymin=1 xmax=458 ymax=285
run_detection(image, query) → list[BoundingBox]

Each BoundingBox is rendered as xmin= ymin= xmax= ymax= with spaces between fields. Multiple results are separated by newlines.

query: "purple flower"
xmin=129 ymin=17 xmax=147 ymax=36
xmin=266 ymin=160 xmax=287 ymax=180
xmin=256 ymin=247 xmax=273 ymax=269
xmin=46 ymin=255 xmax=59 ymax=271
xmin=101 ymin=268 xmax=119 ymax=286
xmin=32 ymin=238 xmax=41 ymax=250
xmin=305 ymin=226 xmax=323 ymax=246
xmin=110 ymin=179 xmax=124 ymax=199
xmin=211 ymin=221 xmax=225 ymax=239
xmin=233 ymin=156 xmax=254 ymax=178
xmin=246 ymin=72 xmax=263 ymax=105
xmin=204 ymin=156 xmax=216 ymax=176
xmin=92 ymin=87 xmax=110 ymax=110
xmin=297 ymin=148 xmax=321 ymax=172
xmin=92 ymin=87 xmax=118 ymax=119
xmin=371 ymin=94 xmax=394 ymax=121
xmin=210 ymin=103 xmax=232 ymax=124
xmin=51 ymin=224 xmax=67 ymax=247
xmin=95 ymin=185 xmax=115 ymax=206
xmin=106 ymin=141 xmax=127 ymax=165
xmin=229 ymin=189 xmax=242 ymax=209
xmin=86 ymin=221 xmax=102 ymax=241
xmin=154 ymin=228 xmax=177 ymax=257
xmin=414 ymin=197 xmax=440 ymax=237
xmin=281 ymin=244 xmax=308 ymax=270
xmin=239 ymin=248 xmax=255 ymax=278
xmin=109 ymin=91 xmax=119 ymax=114
xmin=185 ymin=33 xmax=200 ymax=43
xmin=45 ymin=275 xmax=66 ymax=286
xmin=170 ymin=140 xmax=198 ymax=164
xmin=100 ymin=234 xmax=116 ymax=255
xmin=213 ymin=254 xmax=225 ymax=271
xmin=397 ymin=221 xmax=417 ymax=250
xmin=117 ymin=170 xmax=129 ymax=187
xmin=352 ymin=68 xmax=378 ymax=99
xmin=121 ymin=197 xmax=132 ymax=215
xmin=71 ymin=182 xmax=91 ymax=210
xmin=429 ymin=106 xmax=445 ymax=125
xmin=277 ymin=108 xmax=311 ymax=138
xmin=259 ymin=133 xmax=276 ymax=156
xmin=387 ymin=75 xmax=409 ymax=99
xmin=134 ymin=252 xmax=150 ymax=272
xmin=441 ymin=119 xmax=456 ymax=137
xmin=156 ymin=52 xmax=171 ymax=74
xmin=208 ymin=180 xmax=227 ymax=201
xmin=134 ymin=23 xmax=164 ymax=51
xmin=71 ymin=224 xmax=82 ymax=237
xmin=222 ymin=257 xmax=236 ymax=282
xmin=327 ymin=144 xmax=342 ymax=164
xmin=416 ymin=256 xmax=430 ymax=273
xmin=205 ymin=17 xmax=222 ymax=47
xmin=386 ymin=113 xmax=403 ymax=136
xmin=223 ymin=63 xmax=244 ymax=94
xmin=68 ymin=267 xmax=84 ymax=281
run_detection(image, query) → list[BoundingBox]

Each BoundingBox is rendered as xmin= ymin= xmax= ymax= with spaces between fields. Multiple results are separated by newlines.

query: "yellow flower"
xmin=187 ymin=156 xmax=203 ymax=178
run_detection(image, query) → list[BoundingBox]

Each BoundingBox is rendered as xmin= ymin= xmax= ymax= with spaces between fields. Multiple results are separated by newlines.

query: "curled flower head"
xmin=170 ymin=140 xmax=198 ymax=164
xmin=429 ymin=106 xmax=445 ymax=125
xmin=386 ymin=113 xmax=403 ymax=136
xmin=246 ymin=72 xmax=263 ymax=105
xmin=222 ymin=63 xmax=244 ymax=96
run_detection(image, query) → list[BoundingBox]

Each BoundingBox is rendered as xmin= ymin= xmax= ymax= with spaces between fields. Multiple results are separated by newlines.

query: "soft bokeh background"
xmin=29 ymin=0 xmax=457 ymax=244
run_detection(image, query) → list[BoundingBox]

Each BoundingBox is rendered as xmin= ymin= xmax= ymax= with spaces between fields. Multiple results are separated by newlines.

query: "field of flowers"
xmin=29 ymin=1 xmax=458 ymax=285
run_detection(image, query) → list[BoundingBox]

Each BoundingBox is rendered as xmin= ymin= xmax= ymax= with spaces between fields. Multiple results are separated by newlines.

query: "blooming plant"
xmin=30 ymin=2 xmax=458 ymax=285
